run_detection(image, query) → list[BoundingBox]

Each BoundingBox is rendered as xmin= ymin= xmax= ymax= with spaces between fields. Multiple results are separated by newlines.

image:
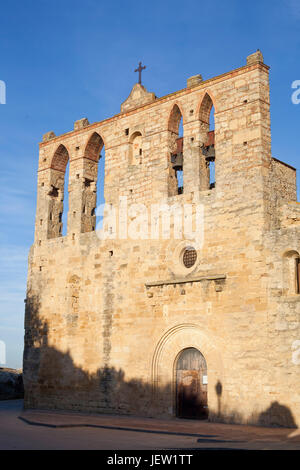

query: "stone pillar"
xmin=181 ymin=109 xmax=211 ymax=195
xmin=246 ymin=49 xmax=264 ymax=65
xmin=187 ymin=74 xmax=203 ymax=89
xmin=67 ymin=156 xmax=98 ymax=235
xmin=34 ymin=168 xmax=65 ymax=243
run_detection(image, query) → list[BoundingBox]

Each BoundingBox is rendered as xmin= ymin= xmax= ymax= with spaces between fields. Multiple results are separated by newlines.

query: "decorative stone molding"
xmin=247 ymin=49 xmax=264 ymax=65
xmin=74 ymin=118 xmax=90 ymax=131
xmin=187 ymin=74 xmax=203 ymax=88
xmin=121 ymin=83 xmax=156 ymax=113
xmin=42 ymin=131 xmax=56 ymax=142
xmin=145 ymin=274 xmax=226 ymax=287
xmin=150 ymin=323 xmax=224 ymax=418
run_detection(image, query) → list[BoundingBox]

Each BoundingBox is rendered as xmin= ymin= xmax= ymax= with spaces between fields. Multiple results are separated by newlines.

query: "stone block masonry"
xmin=23 ymin=51 xmax=300 ymax=428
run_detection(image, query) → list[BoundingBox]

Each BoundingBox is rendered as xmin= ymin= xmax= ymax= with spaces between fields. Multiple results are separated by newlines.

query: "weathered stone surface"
xmin=247 ymin=49 xmax=264 ymax=65
xmin=121 ymin=83 xmax=156 ymax=112
xmin=42 ymin=131 xmax=56 ymax=142
xmin=23 ymin=51 xmax=300 ymax=428
xmin=187 ymin=74 xmax=203 ymax=88
xmin=0 ymin=368 xmax=24 ymax=400
xmin=74 ymin=118 xmax=90 ymax=131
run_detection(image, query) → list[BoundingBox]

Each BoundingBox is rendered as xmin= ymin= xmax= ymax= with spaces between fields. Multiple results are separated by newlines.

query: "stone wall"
xmin=23 ymin=52 xmax=300 ymax=428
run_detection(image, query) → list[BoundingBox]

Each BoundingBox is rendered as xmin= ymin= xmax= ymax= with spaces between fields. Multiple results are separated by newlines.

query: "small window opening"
xmin=201 ymin=97 xmax=215 ymax=190
xmin=176 ymin=170 xmax=183 ymax=194
xmin=84 ymin=178 xmax=92 ymax=188
xmin=48 ymin=186 xmax=59 ymax=197
xmin=175 ymin=116 xmax=184 ymax=194
xmin=109 ymin=250 xmax=113 ymax=257
xmin=182 ymin=247 xmax=197 ymax=268
xmin=206 ymin=158 xmax=215 ymax=189
xmin=61 ymin=160 xmax=69 ymax=236
xmin=59 ymin=212 xmax=62 ymax=223
xmin=209 ymin=105 xmax=215 ymax=130
xmin=169 ymin=105 xmax=184 ymax=196
xmin=125 ymin=128 xmax=129 ymax=136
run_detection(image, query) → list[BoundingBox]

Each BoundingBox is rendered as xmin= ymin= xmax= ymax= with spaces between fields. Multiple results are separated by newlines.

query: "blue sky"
xmin=0 ymin=0 xmax=299 ymax=369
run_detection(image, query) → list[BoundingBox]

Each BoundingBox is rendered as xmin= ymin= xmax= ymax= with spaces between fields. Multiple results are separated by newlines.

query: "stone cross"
xmin=135 ymin=61 xmax=146 ymax=85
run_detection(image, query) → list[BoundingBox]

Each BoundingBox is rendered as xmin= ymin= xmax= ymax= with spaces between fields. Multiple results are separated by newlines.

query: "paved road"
xmin=0 ymin=400 xmax=300 ymax=450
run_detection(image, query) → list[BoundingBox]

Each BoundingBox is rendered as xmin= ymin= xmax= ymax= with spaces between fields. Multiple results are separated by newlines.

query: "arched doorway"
xmin=175 ymin=347 xmax=208 ymax=419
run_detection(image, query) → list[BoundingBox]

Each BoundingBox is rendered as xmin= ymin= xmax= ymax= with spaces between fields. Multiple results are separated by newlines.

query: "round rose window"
xmin=182 ymin=247 xmax=197 ymax=268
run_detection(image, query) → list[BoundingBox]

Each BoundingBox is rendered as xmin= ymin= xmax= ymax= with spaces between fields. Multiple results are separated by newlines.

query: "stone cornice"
xmin=145 ymin=274 xmax=226 ymax=287
xmin=39 ymin=62 xmax=269 ymax=149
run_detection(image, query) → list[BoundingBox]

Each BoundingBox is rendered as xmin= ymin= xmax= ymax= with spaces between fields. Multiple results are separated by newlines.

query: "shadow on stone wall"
xmin=23 ymin=293 xmax=171 ymax=417
xmin=23 ymin=293 xmax=298 ymax=428
xmin=209 ymin=379 xmax=297 ymax=428
xmin=257 ymin=401 xmax=296 ymax=428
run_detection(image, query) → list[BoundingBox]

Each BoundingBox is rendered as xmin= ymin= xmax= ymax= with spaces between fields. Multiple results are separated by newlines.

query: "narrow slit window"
xmin=209 ymin=159 xmax=215 ymax=189
xmin=296 ymin=257 xmax=300 ymax=294
xmin=168 ymin=104 xmax=184 ymax=196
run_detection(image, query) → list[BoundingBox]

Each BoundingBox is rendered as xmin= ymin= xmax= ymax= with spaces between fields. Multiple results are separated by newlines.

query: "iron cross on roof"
xmin=135 ymin=61 xmax=146 ymax=85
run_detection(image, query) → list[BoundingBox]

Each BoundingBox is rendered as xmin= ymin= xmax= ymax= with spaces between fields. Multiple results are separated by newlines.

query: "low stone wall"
xmin=0 ymin=368 xmax=24 ymax=400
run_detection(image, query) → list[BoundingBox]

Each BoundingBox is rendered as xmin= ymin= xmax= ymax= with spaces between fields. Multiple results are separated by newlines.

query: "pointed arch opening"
xmin=168 ymin=104 xmax=184 ymax=196
xmin=51 ymin=144 xmax=69 ymax=173
xmin=84 ymin=132 xmax=104 ymax=162
xmin=199 ymin=93 xmax=216 ymax=189
xmin=48 ymin=144 xmax=70 ymax=238
xmin=83 ymin=132 xmax=105 ymax=232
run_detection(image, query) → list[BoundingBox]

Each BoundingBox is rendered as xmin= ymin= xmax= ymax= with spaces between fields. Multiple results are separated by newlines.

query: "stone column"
xmin=68 ymin=156 xmax=98 ymax=236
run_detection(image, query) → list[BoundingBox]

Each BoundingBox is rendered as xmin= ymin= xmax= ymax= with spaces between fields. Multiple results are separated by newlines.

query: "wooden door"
xmin=176 ymin=348 xmax=208 ymax=419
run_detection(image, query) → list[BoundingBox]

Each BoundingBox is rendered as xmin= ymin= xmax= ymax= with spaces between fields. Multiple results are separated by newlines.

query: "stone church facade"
xmin=23 ymin=51 xmax=300 ymax=427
